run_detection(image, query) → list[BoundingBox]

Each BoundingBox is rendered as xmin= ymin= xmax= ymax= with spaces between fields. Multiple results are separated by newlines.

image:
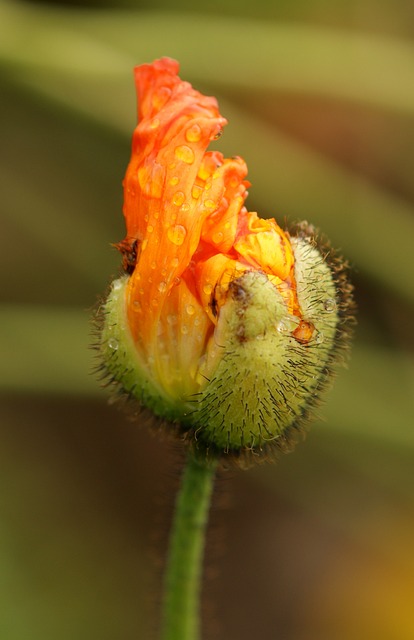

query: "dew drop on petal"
xmin=171 ymin=257 xmax=179 ymax=267
xmin=324 ymin=298 xmax=337 ymax=313
xmin=158 ymin=281 xmax=168 ymax=293
xmin=192 ymin=185 xmax=203 ymax=200
xmin=152 ymin=86 xmax=172 ymax=110
xmin=175 ymin=145 xmax=195 ymax=164
xmin=168 ymin=224 xmax=187 ymax=246
xmin=149 ymin=118 xmax=160 ymax=129
xmin=167 ymin=314 xmax=177 ymax=325
xmin=181 ymin=325 xmax=189 ymax=335
xmin=173 ymin=191 xmax=185 ymax=207
xmin=186 ymin=304 xmax=195 ymax=316
xmin=132 ymin=300 xmax=141 ymax=311
xmin=203 ymin=283 xmax=213 ymax=296
xmin=169 ymin=176 xmax=180 ymax=186
xmin=108 ymin=337 xmax=119 ymax=351
xmin=186 ymin=123 xmax=202 ymax=143
xmin=204 ymin=199 xmax=216 ymax=210
xmin=212 ymin=231 xmax=223 ymax=244
xmin=147 ymin=224 xmax=154 ymax=233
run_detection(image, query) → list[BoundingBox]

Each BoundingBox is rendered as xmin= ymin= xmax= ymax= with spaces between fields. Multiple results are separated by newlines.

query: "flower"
xmin=99 ymin=58 xmax=354 ymax=463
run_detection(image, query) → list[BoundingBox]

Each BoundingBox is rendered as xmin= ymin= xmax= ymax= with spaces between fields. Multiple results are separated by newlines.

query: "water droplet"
xmin=315 ymin=330 xmax=324 ymax=344
xmin=175 ymin=145 xmax=195 ymax=164
xmin=171 ymin=257 xmax=179 ymax=267
xmin=204 ymin=199 xmax=216 ymax=210
xmin=151 ymin=298 xmax=159 ymax=307
xmin=152 ymin=86 xmax=172 ymax=110
xmin=186 ymin=123 xmax=202 ymax=143
xmin=168 ymin=224 xmax=187 ymax=246
xmin=149 ymin=117 xmax=160 ymax=129
xmin=108 ymin=337 xmax=119 ymax=351
xmin=180 ymin=203 xmax=190 ymax=213
xmin=212 ymin=231 xmax=223 ymax=244
xmin=203 ymin=283 xmax=213 ymax=296
xmin=277 ymin=320 xmax=289 ymax=334
xmin=324 ymin=298 xmax=337 ymax=313
xmin=213 ymin=128 xmax=223 ymax=140
xmin=191 ymin=185 xmax=203 ymax=200
xmin=158 ymin=281 xmax=168 ymax=293
xmin=150 ymin=261 xmax=157 ymax=270
xmin=172 ymin=191 xmax=185 ymax=207
xmin=132 ymin=300 xmax=141 ymax=311
xmin=181 ymin=325 xmax=189 ymax=335
xmin=186 ymin=304 xmax=195 ymax=315
xmin=112 ymin=280 xmax=122 ymax=291
xmin=147 ymin=224 xmax=154 ymax=233
xmin=167 ymin=314 xmax=177 ymax=325
xmin=169 ymin=176 xmax=179 ymax=186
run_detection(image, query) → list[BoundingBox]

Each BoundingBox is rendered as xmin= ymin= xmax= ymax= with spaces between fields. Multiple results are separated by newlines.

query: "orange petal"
xmin=122 ymin=59 xmax=227 ymax=350
xmin=234 ymin=211 xmax=294 ymax=280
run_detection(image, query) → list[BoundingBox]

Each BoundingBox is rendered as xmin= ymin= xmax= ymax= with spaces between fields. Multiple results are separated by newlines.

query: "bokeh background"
xmin=1 ymin=0 xmax=414 ymax=638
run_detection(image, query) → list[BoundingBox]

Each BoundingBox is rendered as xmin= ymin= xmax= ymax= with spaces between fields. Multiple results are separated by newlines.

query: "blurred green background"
xmin=1 ymin=0 xmax=413 ymax=638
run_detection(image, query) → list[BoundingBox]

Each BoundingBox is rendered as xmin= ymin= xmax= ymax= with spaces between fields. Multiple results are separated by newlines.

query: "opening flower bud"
xmin=97 ymin=58 xmax=354 ymax=464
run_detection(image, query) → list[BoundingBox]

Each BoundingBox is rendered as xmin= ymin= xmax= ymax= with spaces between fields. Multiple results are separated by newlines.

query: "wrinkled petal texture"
xmin=121 ymin=58 xmax=297 ymax=398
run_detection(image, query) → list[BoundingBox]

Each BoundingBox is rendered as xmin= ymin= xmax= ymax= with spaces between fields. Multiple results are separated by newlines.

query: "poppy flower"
xmin=99 ymin=57 xmax=354 ymax=464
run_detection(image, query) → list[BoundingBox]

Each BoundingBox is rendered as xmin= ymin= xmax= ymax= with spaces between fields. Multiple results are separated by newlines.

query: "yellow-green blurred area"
xmin=0 ymin=0 xmax=413 ymax=638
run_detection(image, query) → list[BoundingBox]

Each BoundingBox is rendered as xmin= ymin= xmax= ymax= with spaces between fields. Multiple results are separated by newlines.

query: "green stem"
xmin=161 ymin=453 xmax=217 ymax=640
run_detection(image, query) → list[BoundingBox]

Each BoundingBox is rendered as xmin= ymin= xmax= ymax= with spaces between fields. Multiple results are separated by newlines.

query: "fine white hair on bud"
xmin=185 ymin=227 xmax=353 ymax=463
xmin=97 ymin=222 xmax=355 ymax=467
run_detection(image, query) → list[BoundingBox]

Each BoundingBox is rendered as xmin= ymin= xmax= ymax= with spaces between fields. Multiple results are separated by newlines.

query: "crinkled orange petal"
xmin=234 ymin=211 xmax=294 ymax=279
xmin=118 ymin=58 xmax=310 ymax=398
xmin=123 ymin=58 xmax=226 ymax=351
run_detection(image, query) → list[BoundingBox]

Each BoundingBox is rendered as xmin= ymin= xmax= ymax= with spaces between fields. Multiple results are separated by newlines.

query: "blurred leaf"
xmin=2 ymin=1 xmax=414 ymax=115
xmin=1 ymin=2 xmax=414 ymax=303
xmin=1 ymin=305 xmax=413 ymax=454
xmin=0 ymin=304 xmax=99 ymax=396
